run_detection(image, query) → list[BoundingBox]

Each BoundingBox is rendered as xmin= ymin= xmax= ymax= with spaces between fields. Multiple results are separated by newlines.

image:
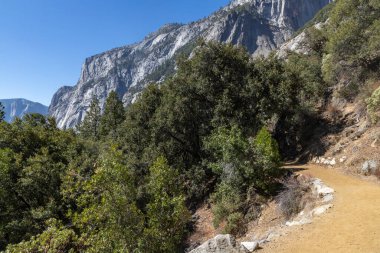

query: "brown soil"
xmin=187 ymin=204 xmax=219 ymax=247
xmin=241 ymin=201 xmax=285 ymax=242
xmin=259 ymin=164 xmax=380 ymax=253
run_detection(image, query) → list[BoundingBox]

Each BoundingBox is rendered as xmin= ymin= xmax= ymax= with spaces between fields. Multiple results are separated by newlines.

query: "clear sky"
xmin=0 ymin=0 xmax=230 ymax=105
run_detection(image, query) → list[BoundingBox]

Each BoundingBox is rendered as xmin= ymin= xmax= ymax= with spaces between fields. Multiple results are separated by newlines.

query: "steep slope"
xmin=0 ymin=99 xmax=48 ymax=122
xmin=50 ymin=0 xmax=331 ymax=129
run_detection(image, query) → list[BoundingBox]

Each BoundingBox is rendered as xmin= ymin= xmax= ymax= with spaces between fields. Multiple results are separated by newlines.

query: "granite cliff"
xmin=49 ymin=0 xmax=331 ymax=128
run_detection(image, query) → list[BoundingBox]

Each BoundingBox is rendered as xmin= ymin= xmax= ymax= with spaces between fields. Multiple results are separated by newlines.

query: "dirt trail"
xmin=259 ymin=164 xmax=380 ymax=253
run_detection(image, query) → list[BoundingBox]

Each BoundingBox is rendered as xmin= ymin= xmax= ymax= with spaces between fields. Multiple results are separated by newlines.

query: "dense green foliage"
xmin=142 ymin=157 xmax=190 ymax=252
xmin=206 ymin=126 xmax=281 ymax=234
xmin=6 ymin=219 xmax=81 ymax=253
xmin=0 ymin=115 xmax=85 ymax=249
xmin=322 ymin=0 xmax=380 ymax=99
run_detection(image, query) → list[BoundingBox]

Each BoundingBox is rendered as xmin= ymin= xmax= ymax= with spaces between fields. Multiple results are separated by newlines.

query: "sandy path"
xmin=259 ymin=164 xmax=380 ymax=253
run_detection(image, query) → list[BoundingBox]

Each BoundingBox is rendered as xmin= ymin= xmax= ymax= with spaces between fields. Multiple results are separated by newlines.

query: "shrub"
xmin=366 ymin=86 xmax=380 ymax=124
xmin=225 ymin=212 xmax=245 ymax=235
xmin=142 ymin=156 xmax=190 ymax=252
xmin=340 ymin=81 xmax=360 ymax=101
xmin=324 ymin=0 xmax=380 ymax=92
xmin=305 ymin=26 xmax=327 ymax=54
xmin=211 ymin=182 xmax=243 ymax=228
xmin=277 ymin=177 xmax=310 ymax=219
xmin=204 ymin=125 xmax=249 ymax=185
xmin=6 ymin=219 xmax=81 ymax=253
xmin=251 ymin=127 xmax=282 ymax=194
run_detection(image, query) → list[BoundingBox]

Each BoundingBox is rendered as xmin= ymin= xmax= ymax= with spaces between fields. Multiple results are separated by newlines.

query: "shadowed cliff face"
xmin=49 ymin=0 xmax=331 ymax=129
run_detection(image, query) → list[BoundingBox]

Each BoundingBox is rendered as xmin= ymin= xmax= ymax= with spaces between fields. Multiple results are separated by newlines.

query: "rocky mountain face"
xmin=49 ymin=0 xmax=331 ymax=129
xmin=0 ymin=99 xmax=48 ymax=122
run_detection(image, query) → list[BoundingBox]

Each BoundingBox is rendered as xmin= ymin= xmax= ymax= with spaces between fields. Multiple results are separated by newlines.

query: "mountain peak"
xmin=0 ymin=98 xmax=48 ymax=122
xmin=229 ymin=0 xmax=253 ymax=8
xmin=49 ymin=0 xmax=331 ymax=129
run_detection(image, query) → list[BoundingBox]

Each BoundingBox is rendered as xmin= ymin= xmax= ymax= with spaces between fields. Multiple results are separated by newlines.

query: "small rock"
xmin=371 ymin=138 xmax=378 ymax=148
xmin=192 ymin=214 xmax=200 ymax=222
xmin=312 ymin=204 xmax=333 ymax=216
xmin=339 ymin=156 xmax=347 ymax=163
xmin=357 ymin=121 xmax=369 ymax=134
xmin=313 ymin=179 xmax=334 ymax=197
xmin=322 ymin=194 xmax=334 ymax=203
xmin=361 ymin=160 xmax=378 ymax=175
xmin=241 ymin=242 xmax=259 ymax=252
xmin=266 ymin=232 xmax=280 ymax=241
xmin=285 ymin=217 xmax=312 ymax=227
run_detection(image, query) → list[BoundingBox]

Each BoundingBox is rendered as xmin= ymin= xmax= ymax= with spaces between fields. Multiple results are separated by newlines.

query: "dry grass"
xmin=277 ymin=176 xmax=312 ymax=219
xmin=186 ymin=204 xmax=219 ymax=248
xmin=374 ymin=169 xmax=380 ymax=180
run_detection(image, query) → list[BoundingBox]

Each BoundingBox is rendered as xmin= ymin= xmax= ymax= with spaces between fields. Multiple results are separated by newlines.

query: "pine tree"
xmin=252 ymin=127 xmax=282 ymax=193
xmin=79 ymin=96 xmax=101 ymax=140
xmin=100 ymin=91 xmax=125 ymax=137
xmin=142 ymin=156 xmax=190 ymax=252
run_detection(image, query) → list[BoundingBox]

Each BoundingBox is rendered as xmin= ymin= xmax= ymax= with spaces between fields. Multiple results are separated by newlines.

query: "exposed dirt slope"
xmin=259 ymin=164 xmax=380 ymax=253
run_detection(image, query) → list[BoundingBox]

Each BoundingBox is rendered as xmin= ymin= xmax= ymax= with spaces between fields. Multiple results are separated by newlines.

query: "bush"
xmin=340 ymin=81 xmax=360 ymax=101
xmin=366 ymin=86 xmax=380 ymax=124
xmin=324 ymin=0 xmax=380 ymax=91
xmin=251 ymin=127 xmax=282 ymax=193
xmin=208 ymin=126 xmax=283 ymax=235
xmin=6 ymin=219 xmax=81 ymax=253
xmin=211 ymin=182 xmax=243 ymax=228
xmin=277 ymin=177 xmax=310 ymax=219
xmin=142 ymin=156 xmax=190 ymax=252
xmin=225 ymin=212 xmax=245 ymax=235
xmin=305 ymin=27 xmax=327 ymax=55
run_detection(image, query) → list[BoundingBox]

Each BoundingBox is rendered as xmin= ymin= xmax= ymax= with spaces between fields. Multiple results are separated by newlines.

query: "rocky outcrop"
xmin=49 ymin=0 xmax=332 ymax=129
xmin=0 ymin=98 xmax=48 ymax=122
xmin=190 ymin=234 xmax=249 ymax=253
xmin=277 ymin=21 xmax=327 ymax=58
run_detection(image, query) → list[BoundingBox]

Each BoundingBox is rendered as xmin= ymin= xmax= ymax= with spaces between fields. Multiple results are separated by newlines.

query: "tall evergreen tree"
xmin=142 ymin=156 xmax=190 ymax=252
xmin=100 ymin=91 xmax=125 ymax=137
xmin=79 ymin=96 xmax=101 ymax=140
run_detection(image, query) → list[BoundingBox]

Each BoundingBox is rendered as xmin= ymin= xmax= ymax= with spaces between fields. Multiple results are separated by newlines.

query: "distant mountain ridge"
xmin=49 ymin=0 xmax=332 ymax=129
xmin=0 ymin=99 xmax=48 ymax=122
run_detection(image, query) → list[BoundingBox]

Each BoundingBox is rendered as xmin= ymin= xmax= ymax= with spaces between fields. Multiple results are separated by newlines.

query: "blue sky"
xmin=0 ymin=0 xmax=230 ymax=105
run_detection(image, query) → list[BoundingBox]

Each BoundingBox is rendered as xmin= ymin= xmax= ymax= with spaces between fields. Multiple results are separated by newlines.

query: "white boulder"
xmin=190 ymin=234 xmax=249 ymax=253
xmin=361 ymin=160 xmax=378 ymax=175
xmin=312 ymin=204 xmax=333 ymax=216
xmin=240 ymin=242 xmax=259 ymax=252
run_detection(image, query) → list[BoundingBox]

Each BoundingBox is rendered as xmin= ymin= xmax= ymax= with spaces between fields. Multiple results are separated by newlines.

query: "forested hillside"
xmin=1 ymin=0 xmax=380 ymax=252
